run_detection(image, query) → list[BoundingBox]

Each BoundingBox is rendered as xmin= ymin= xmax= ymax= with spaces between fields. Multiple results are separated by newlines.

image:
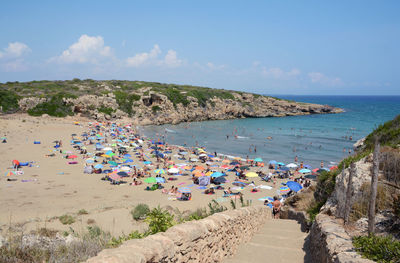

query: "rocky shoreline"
xmin=18 ymin=90 xmax=343 ymax=126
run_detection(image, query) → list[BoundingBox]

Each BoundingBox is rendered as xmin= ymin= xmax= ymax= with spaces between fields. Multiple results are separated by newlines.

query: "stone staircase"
xmin=224 ymin=219 xmax=308 ymax=263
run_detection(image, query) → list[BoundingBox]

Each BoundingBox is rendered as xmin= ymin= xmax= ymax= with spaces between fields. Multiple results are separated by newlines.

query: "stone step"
xmin=224 ymin=219 xmax=307 ymax=263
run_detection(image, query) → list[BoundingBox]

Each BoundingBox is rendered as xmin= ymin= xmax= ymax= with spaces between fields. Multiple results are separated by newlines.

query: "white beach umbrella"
xmin=286 ymin=163 xmax=298 ymax=168
xmin=168 ymin=168 xmax=180 ymax=174
xmin=103 ymin=147 xmax=113 ymax=151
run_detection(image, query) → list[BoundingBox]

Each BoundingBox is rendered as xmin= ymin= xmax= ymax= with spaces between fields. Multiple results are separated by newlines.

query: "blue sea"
xmin=141 ymin=96 xmax=400 ymax=168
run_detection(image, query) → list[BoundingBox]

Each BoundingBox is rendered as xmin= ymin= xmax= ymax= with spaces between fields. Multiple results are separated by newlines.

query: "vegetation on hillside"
xmin=27 ymin=93 xmax=75 ymax=117
xmin=353 ymin=234 xmax=400 ymax=263
xmin=0 ymin=90 xmax=20 ymax=113
xmin=0 ymin=79 xmax=294 ymax=117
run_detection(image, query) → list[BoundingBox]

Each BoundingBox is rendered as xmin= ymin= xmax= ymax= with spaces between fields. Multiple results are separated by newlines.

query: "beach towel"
xmin=187 ymin=184 xmax=195 ymax=187
xmin=178 ymin=182 xmax=185 ymax=185
xmin=257 ymin=185 xmax=273 ymax=190
xmin=197 ymin=186 xmax=207 ymax=190
xmin=68 ymin=161 xmax=78 ymax=164
xmin=34 ymin=141 xmax=41 ymax=144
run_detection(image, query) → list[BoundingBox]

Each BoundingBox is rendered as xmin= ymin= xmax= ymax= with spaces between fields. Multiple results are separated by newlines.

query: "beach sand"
xmin=0 ymin=114 xmax=287 ymax=237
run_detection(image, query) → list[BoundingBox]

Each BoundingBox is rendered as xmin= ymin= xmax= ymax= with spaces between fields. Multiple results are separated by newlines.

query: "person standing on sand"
xmin=272 ymin=196 xmax=282 ymax=219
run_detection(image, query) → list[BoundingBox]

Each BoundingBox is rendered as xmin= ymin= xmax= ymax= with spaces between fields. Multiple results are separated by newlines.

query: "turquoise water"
xmin=142 ymin=96 xmax=400 ymax=168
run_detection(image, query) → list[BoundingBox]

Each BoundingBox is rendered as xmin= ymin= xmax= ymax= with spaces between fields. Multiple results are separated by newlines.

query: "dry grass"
xmin=285 ymin=185 xmax=316 ymax=211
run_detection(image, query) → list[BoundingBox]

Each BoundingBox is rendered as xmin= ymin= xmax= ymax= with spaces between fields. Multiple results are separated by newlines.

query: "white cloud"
xmin=206 ymin=62 xmax=226 ymax=70
xmin=51 ymin=34 xmax=113 ymax=64
xmin=0 ymin=42 xmax=31 ymax=59
xmin=126 ymin=45 xmax=182 ymax=68
xmin=261 ymin=67 xmax=300 ymax=79
xmin=0 ymin=42 xmax=31 ymax=72
xmin=163 ymin=50 xmax=182 ymax=67
xmin=308 ymin=72 xmax=342 ymax=86
xmin=126 ymin=44 xmax=161 ymax=67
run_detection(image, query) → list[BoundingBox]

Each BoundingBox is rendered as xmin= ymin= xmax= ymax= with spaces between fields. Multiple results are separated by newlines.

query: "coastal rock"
xmin=321 ymin=156 xmax=372 ymax=218
xmin=18 ymin=97 xmax=46 ymax=111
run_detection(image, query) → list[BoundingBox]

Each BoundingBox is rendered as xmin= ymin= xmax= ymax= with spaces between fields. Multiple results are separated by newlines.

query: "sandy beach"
xmin=0 ymin=114 xmax=304 ymax=237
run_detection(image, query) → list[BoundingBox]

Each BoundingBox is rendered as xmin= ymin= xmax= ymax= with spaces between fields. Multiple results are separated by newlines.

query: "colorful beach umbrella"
xmin=144 ymin=177 xmax=157 ymax=184
xmin=178 ymin=187 xmax=192 ymax=193
xmin=279 ymin=186 xmax=290 ymax=194
xmin=245 ymin=172 xmax=258 ymax=178
xmin=154 ymin=169 xmax=166 ymax=174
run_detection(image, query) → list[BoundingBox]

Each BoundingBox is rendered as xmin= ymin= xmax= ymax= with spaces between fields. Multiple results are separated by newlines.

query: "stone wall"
xmin=87 ymin=205 xmax=270 ymax=263
xmin=309 ymin=214 xmax=373 ymax=263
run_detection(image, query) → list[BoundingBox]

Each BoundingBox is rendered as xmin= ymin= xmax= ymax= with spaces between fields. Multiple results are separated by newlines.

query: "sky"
xmin=0 ymin=0 xmax=399 ymax=95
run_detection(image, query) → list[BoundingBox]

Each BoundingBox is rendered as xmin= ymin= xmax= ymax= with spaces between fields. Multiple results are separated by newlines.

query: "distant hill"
xmin=0 ymin=79 xmax=342 ymax=125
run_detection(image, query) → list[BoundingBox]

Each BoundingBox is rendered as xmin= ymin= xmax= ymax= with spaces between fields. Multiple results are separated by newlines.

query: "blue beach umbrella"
xmin=94 ymin=164 xmax=103 ymax=169
xmin=178 ymin=187 xmax=192 ymax=193
xmin=269 ymin=160 xmax=277 ymax=164
xmin=156 ymin=177 xmax=166 ymax=183
xmin=286 ymin=181 xmax=303 ymax=192
xmin=123 ymin=154 xmax=131 ymax=158
xmin=211 ymin=172 xmax=225 ymax=178
xmin=254 ymin=158 xmax=263 ymax=162
xmin=86 ymin=159 xmax=94 ymax=164
xmin=299 ymin=169 xmax=311 ymax=174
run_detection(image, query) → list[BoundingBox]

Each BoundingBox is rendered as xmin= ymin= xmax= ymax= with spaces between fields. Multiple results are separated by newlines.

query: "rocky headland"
xmin=0 ymin=79 xmax=342 ymax=125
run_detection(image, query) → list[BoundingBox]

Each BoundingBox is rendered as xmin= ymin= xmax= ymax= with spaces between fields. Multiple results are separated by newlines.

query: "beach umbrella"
xmin=220 ymin=164 xmax=230 ymax=169
xmin=213 ymin=176 xmax=226 ymax=184
xmin=195 ymin=166 xmax=205 ymax=170
xmin=254 ymin=158 xmax=263 ymax=162
xmin=86 ymin=159 xmax=94 ymax=164
xmin=330 ymin=166 xmax=338 ymax=171
xmin=108 ymin=161 xmax=118 ymax=166
xmin=230 ymin=161 xmax=240 ymax=165
xmin=156 ymin=177 xmax=166 ymax=183
xmin=154 ymin=169 xmax=166 ymax=174
xmin=123 ymin=154 xmax=131 ymax=158
xmin=144 ymin=177 xmax=157 ymax=184
xmin=286 ymin=181 xmax=303 ymax=192
xmin=199 ymin=153 xmax=207 ymax=157
xmin=124 ymin=159 xmax=133 ymax=163
xmin=245 ymin=172 xmax=258 ymax=178
xmin=193 ymin=170 xmax=205 ymax=176
xmin=222 ymin=159 xmax=230 ymax=164
xmin=68 ymin=155 xmax=78 ymax=159
xmin=168 ymin=168 xmax=180 ymax=174
xmin=120 ymin=166 xmax=131 ymax=171
xmin=303 ymin=164 xmax=312 ymax=169
xmin=280 ymin=167 xmax=290 ymax=172
xmin=108 ymin=174 xmax=121 ymax=181
xmin=269 ymin=160 xmax=277 ymax=164
xmin=211 ymin=172 xmax=225 ymax=178
xmin=5 ymin=171 xmax=15 ymax=177
xmin=117 ymin=171 xmax=129 ymax=177
xmin=240 ymin=166 xmax=250 ymax=170
xmin=178 ymin=187 xmax=191 ymax=193
xmin=279 ymin=186 xmax=290 ymax=194
xmin=103 ymin=147 xmax=112 ymax=151
xmin=286 ymin=163 xmax=298 ymax=168
xmin=299 ymin=169 xmax=311 ymax=174
xmin=94 ymin=164 xmax=103 ymax=169
xmin=143 ymin=161 xmax=152 ymax=165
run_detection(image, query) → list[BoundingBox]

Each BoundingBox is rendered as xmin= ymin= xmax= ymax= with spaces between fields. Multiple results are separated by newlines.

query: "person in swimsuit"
xmin=272 ymin=196 xmax=282 ymax=219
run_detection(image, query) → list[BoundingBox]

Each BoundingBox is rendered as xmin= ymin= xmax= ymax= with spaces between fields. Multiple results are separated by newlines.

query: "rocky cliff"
xmin=2 ymin=79 xmax=342 ymax=125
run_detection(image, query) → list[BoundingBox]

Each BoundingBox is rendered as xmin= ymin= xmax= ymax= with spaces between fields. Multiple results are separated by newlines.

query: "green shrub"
xmin=353 ymin=234 xmax=400 ymax=262
xmin=162 ymin=87 xmax=189 ymax=106
xmin=188 ymin=208 xmax=208 ymax=221
xmin=27 ymin=93 xmax=75 ymax=117
xmin=131 ymin=203 xmax=150 ymax=220
xmin=0 ymin=90 xmax=20 ymax=113
xmin=208 ymin=200 xmax=227 ymax=215
xmin=59 ymin=214 xmax=75 ymax=225
xmin=306 ymin=201 xmax=325 ymax=222
xmin=152 ymin=105 xmax=161 ymax=113
xmin=108 ymin=230 xmax=147 ymax=247
xmin=144 ymin=206 xmax=175 ymax=234
xmin=114 ymin=90 xmax=140 ymax=116
xmin=98 ymin=106 xmax=115 ymax=116
xmin=78 ymin=209 xmax=88 ymax=215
